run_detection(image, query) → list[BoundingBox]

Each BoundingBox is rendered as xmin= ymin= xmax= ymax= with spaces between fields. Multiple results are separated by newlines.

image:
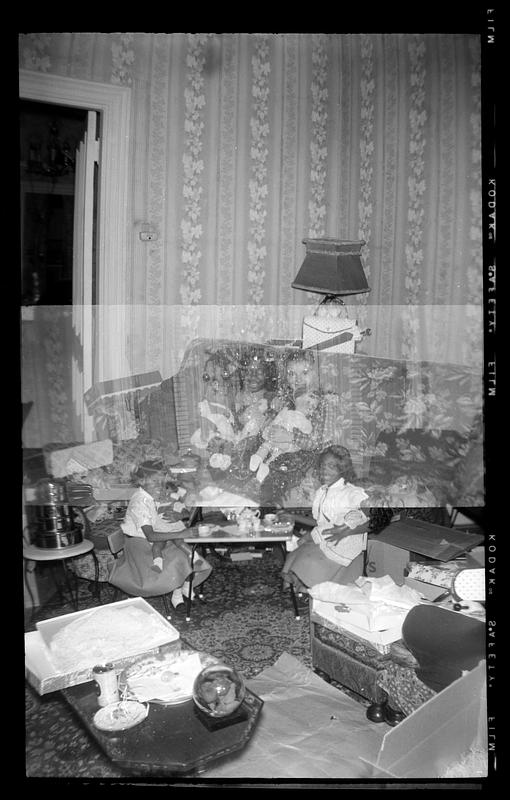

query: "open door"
xmin=72 ymin=110 xmax=99 ymax=442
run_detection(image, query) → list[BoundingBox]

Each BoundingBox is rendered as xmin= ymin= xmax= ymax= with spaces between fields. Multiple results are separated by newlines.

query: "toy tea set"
xmin=198 ymin=507 xmax=294 ymax=537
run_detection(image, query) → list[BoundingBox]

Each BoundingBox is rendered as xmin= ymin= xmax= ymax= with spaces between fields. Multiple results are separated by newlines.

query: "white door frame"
xmin=19 ymin=70 xmax=131 ymax=383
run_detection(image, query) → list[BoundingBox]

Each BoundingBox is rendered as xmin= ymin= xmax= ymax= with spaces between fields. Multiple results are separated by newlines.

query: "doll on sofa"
xmin=249 ymin=391 xmax=321 ymax=482
xmin=190 ymin=351 xmax=239 ymax=451
xmin=235 ymin=353 xmax=273 ymax=440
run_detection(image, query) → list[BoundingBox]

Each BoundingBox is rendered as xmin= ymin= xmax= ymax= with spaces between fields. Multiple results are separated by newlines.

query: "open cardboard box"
xmin=367 ymin=520 xmax=484 ymax=586
xmin=374 ymin=518 xmax=484 ymax=562
xmin=25 ymin=597 xmax=180 ymax=696
xmin=404 ymin=576 xmax=447 ymax=601
xmin=360 ymin=660 xmax=487 ymax=778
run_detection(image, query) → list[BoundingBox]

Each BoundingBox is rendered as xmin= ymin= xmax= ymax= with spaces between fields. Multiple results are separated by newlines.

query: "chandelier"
xmin=25 ymin=121 xmax=75 ymax=179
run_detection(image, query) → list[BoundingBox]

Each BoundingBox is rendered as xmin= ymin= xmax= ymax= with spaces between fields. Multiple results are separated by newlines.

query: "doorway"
xmin=20 ymin=99 xmax=90 ymax=306
xmin=20 ymin=70 xmax=131 ymax=449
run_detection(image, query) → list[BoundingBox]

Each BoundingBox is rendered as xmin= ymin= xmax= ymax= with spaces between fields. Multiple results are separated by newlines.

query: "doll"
xmin=249 ymin=391 xmax=320 ymax=482
xmin=235 ymin=351 xmax=275 ymax=441
xmin=190 ymin=352 xmax=239 ymax=451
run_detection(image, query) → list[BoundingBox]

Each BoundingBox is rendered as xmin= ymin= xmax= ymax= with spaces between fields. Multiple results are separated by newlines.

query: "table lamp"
xmin=291 ymin=238 xmax=371 ymax=353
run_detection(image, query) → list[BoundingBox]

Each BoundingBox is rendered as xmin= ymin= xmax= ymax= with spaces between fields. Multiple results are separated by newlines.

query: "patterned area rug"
xmin=25 ymin=547 xmax=313 ymax=778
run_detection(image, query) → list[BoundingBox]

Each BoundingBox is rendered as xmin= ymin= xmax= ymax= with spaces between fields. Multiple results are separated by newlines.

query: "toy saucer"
xmin=93 ymin=700 xmax=148 ymax=732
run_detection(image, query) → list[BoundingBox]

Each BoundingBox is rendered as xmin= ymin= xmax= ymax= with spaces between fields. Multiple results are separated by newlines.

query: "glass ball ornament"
xmin=192 ymin=663 xmax=246 ymax=718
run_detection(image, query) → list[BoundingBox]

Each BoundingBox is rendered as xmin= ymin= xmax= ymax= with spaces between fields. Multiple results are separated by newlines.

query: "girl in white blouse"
xmin=110 ymin=462 xmax=211 ymax=609
xmin=282 ymin=445 xmax=370 ymax=591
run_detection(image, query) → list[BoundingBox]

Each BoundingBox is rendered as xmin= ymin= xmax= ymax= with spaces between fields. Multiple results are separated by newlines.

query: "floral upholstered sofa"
xmin=75 ymin=338 xmax=483 ymax=510
xmin=55 ymin=338 xmax=483 ymax=584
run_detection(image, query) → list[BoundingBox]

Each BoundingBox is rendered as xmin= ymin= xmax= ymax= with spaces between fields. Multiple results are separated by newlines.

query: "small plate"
xmin=93 ymin=700 xmax=148 ymax=732
xmin=119 ymin=651 xmax=219 ymax=706
xmin=148 ymin=694 xmax=192 ymax=706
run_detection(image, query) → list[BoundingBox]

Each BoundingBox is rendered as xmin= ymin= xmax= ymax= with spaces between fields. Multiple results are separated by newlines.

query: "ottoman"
xmin=310 ymin=608 xmax=418 ymax=705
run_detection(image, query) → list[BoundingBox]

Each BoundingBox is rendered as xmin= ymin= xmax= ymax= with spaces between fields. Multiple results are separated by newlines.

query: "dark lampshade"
xmin=291 ymin=238 xmax=370 ymax=297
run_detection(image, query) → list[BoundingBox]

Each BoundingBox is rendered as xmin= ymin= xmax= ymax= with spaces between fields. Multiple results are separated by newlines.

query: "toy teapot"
xmin=235 ymin=507 xmax=261 ymax=533
xmin=236 ymin=507 xmax=261 ymax=523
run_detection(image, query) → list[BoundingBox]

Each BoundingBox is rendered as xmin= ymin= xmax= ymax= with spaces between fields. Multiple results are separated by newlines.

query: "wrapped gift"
xmin=406 ymin=560 xmax=468 ymax=589
xmin=44 ymin=439 xmax=114 ymax=478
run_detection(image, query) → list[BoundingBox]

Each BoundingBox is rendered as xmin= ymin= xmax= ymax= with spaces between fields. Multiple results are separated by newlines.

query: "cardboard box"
xmin=44 ymin=439 xmax=114 ymax=478
xmin=366 ymin=521 xmax=484 ymax=586
xmin=26 ymin=598 xmax=180 ymax=695
xmin=374 ymin=519 xmax=484 ymax=562
xmin=365 ymin=538 xmax=410 ymax=585
xmin=404 ymin=577 xmax=448 ymax=602
xmin=360 ymin=661 xmax=487 ymax=778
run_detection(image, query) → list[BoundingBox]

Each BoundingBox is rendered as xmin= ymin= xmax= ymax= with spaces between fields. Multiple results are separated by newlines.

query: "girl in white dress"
xmin=110 ymin=462 xmax=211 ymax=608
xmin=282 ymin=445 xmax=370 ymax=591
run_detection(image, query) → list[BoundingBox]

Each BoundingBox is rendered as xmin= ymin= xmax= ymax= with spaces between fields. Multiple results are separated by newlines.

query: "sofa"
xmin=46 ymin=339 xmax=481 ymax=588
xmin=78 ymin=339 xmax=483 ymax=512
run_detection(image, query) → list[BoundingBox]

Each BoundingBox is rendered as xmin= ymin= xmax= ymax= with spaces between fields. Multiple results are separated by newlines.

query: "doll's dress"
xmin=190 ymin=399 xmax=237 ymax=449
xmin=310 ymin=478 xmax=369 ymax=566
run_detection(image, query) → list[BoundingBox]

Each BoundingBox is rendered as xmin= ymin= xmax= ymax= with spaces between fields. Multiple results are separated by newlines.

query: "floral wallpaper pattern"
xmin=308 ymin=34 xmax=328 ymax=240
xmin=20 ymin=33 xmax=51 ymax=72
xmin=111 ymin=33 xmax=135 ymax=86
xmin=357 ymin=33 xmax=375 ymax=332
xmin=379 ymin=37 xmax=398 ymax=311
xmin=403 ymin=36 xmax=427 ymax=363
xmin=216 ymin=35 xmax=239 ymax=307
xmin=146 ymin=35 xmax=170 ymax=370
xmin=180 ymin=34 xmax=208 ymax=308
xmin=247 ymin=35 xmax=270 ymax=306
xmin=430 ymin=36 xmax=455 ymax=363
xmin=19 ymin=33 xmax=485 ymax=444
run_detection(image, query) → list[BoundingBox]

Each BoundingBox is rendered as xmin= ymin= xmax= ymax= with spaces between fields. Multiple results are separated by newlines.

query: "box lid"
xmin=36 ymin=597 xmax=178 ymax=651
xmin=373 ymin=518 xmax=484 ymax=561
xmin=363 ymin=660 xmax=487 ymax=778
xmin=27 ymin=598 xmax=180 ymax=695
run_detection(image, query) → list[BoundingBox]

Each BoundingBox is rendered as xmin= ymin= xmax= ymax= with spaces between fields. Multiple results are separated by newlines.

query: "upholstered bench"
xmin=309 ymin=607 xmax=419 ymax=705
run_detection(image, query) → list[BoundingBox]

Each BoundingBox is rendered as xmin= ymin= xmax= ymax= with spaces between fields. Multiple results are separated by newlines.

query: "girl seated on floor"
xmin=110 ymin=461 xmax=212 ymax=609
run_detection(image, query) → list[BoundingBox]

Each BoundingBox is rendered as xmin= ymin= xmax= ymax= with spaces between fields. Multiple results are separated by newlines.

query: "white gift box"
xmin=311 ymin=597 xmax=407 ymax=635
xmin=25 ymin=598 xmax=180 ymax=695
xmin=310 ymin=602 xmax=403 ymax=654
xmin=45 ymin=439 xmax=114 ymax=479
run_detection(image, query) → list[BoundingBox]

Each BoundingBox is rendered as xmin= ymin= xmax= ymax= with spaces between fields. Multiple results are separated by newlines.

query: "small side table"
xmin=23 ymin=539 xmax=99 ymax=619
xmin=62 ymin=674 xmax=264 ymax=776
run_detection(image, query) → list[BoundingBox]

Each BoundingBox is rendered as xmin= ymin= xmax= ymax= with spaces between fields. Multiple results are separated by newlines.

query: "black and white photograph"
xmin=20 ymin=23 xmax=497 ymax=788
